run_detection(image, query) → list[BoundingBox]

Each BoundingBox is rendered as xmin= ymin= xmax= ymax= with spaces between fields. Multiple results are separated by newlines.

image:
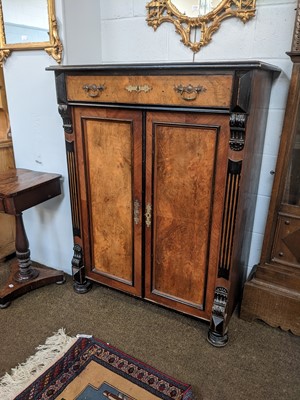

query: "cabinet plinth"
xmin=49 ymin=62 xmax=278 ymax=345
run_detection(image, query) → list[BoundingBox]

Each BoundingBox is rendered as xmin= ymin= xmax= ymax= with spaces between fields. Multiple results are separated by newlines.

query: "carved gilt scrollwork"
xmin=0 ymin=49 xmax=9 ymax=63
xmin=146 ymin=0 xmax=256 ymax=53
xmin=45 ymin=14 xmax=63 ymax=64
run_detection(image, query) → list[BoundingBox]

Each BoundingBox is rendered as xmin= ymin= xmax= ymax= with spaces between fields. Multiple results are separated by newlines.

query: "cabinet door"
xmin=74 ymin=107 xmax=143 ymax=296
xmin=145 ymin=112 xmax=229 ymax=319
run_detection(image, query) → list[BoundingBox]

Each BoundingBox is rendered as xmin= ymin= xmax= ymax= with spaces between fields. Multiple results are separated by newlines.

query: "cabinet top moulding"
xmin=47 ymin=61 xmax=280 ymax=74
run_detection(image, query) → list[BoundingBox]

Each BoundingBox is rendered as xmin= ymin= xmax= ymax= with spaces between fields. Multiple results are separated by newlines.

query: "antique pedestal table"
xmin=0 ymin=168 xmax=64 ymax=307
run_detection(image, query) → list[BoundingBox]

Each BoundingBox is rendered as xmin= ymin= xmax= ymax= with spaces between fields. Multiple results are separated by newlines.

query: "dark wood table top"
xmin=0 ymin=168 xmax=62 ymax=214
xmin=0 ymin=168 xmax=61 ymax=197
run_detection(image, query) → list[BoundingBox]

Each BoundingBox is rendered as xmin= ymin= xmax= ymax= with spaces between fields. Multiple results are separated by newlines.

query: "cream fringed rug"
xmin=0 ymin=329 xmax=194 ymax=400
xmin=0 ymin=329 xmax=77 ymax=400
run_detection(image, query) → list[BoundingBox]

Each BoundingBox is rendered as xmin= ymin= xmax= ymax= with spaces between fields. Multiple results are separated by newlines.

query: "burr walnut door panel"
xmin=74 ymin=107 xmax=143 ymax=296
xmin=144 ymin=112 xmax=229 ymax=319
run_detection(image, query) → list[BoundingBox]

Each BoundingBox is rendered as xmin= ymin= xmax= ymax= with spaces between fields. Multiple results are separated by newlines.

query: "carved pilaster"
xmin=58 ymin=104 xmax=73 ymax=134
xmin=229 ymin=113 xmax=247 ymax=151
xmin=66 ymin=141 xmax=81 ymax=237
xmin=207 ymin=287 xmax=229 ymax=347
xmin=218 ymin=160 xmax=242 ymax=279
xmin=72 ymin=244 xmax=92 ymax=294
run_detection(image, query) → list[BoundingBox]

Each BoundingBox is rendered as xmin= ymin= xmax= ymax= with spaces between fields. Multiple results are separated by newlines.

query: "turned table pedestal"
xmin=0 ymin=168 xmax=64 ymax=307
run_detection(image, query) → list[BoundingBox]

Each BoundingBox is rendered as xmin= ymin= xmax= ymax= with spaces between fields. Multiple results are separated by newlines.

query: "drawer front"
xmin=66 ymin=74 xmax=233 ymax=108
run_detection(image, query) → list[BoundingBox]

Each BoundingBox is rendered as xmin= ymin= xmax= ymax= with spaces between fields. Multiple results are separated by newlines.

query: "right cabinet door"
xmin=144 ymin=111 xmax=229 ymax=319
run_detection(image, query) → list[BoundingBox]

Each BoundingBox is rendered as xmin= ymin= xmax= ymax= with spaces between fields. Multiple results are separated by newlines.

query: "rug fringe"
xmin=0 ymin=328 xmax=77 ymax=400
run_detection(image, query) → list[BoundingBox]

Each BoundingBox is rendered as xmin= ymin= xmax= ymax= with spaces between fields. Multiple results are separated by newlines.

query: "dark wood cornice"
xmin=287 ymin=51 xmax=300 ymax=63
xmin=46 ymin=61 xmax=280 ymax=75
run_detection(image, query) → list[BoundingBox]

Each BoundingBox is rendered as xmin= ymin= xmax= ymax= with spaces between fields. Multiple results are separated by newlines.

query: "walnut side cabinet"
xmin=49 ymin=62 xmax=278 ymax=346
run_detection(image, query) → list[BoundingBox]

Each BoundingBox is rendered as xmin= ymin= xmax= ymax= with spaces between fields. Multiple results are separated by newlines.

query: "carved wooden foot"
xmin=207 ymin=328 xmax=228 ymax=347
xmin=0 ymin=301 xmax=11 ymax=309
xmin=56 ymin=277 xmax=66 ymax=285
xmin=0 ymin=213 xmax=64 ymax=307
xmin=73 ymin=280 xmax=92 ymax=294
xmin=207 ymin=287 xmax=229 ymax=347
xmin=0 ymin=262 xmax=64 ymax=308
xmin=72 ymin=244 xmax=92 ymax=294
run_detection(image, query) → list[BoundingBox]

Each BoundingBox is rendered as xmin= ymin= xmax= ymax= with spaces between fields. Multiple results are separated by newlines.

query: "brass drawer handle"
xmin=82 ymin=84 xmax=105 ymax=98
xmin=125 ymin=85 xmax=152 ymax=93
xmin=174 ymin=84 xmax=206 ymax=101
xmin=134 ymin=199 xmax=140 ymax=225
xmin=145 ymin=203 xmax=152 ymax=228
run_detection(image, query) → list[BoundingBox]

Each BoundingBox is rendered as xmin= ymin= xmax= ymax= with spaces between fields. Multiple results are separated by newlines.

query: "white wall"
xmin=2 ymin=0 xmax=297 ymax=276
xmin=62 ymin=0 xmax=101 ymax=64
xmin=3 ymin=51 xmax=73 ymax=271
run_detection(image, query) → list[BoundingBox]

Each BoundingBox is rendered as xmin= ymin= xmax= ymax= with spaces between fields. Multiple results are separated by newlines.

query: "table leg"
xmin=0 ymin=212 xmax=65 ymax=306
xmin=13 ymin=213 xmax=39 ymax=282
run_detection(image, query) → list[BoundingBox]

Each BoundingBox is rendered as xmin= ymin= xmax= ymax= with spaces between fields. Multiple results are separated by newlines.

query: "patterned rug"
xmin=0 ymin=331 xmax=194 ymax=400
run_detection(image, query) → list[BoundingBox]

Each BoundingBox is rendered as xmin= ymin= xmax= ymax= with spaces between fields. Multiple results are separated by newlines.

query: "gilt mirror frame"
xmin=146 ymin=0 xmax=256 ymax=53
xmin=0 ymin=0 xmax=63 ymax=64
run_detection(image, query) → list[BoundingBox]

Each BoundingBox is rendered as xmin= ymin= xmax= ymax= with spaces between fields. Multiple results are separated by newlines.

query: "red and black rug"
xmin=14 ymin=336 xmax=194 ymax=400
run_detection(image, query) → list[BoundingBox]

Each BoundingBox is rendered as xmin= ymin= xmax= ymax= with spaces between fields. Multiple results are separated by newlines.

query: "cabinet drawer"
xmin=66 ymin=74 xmax=233 ymax=108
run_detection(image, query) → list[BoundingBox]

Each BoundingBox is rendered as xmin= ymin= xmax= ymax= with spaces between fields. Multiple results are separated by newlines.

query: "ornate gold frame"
xmin=146 ymin=0 xmax=256 ymax=53
xmin=0 ymin=0 xmax=63 ymax=64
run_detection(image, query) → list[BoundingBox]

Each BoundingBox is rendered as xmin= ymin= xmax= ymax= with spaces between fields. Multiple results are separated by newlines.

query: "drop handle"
xmin=174 ymin=84 xmax=206 ymax=101
xmin=82 ymin=84 xmax=105 ymax=98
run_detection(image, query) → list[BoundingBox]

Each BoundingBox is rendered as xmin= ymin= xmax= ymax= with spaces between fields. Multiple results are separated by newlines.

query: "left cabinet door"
xmin=73 ymin=107 xmax=143 ymax=296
